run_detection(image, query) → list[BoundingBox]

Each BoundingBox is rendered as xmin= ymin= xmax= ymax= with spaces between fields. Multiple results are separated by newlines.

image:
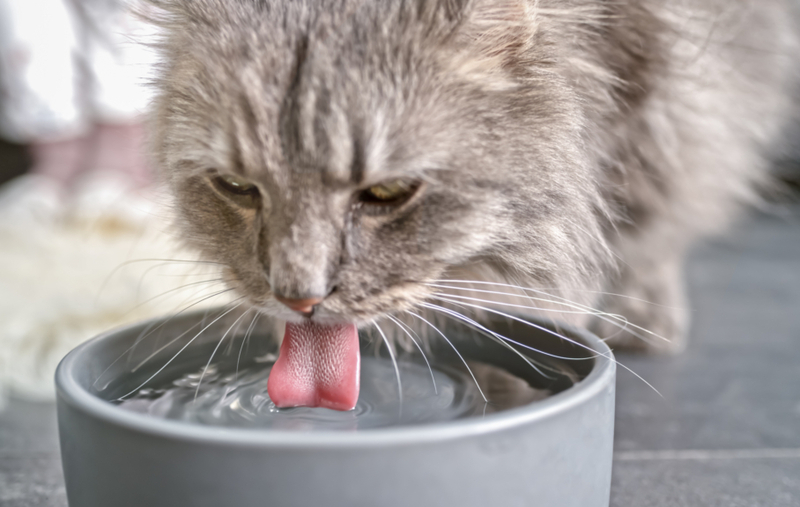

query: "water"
xmin=115 ymin=355 xmax=551 ymax=431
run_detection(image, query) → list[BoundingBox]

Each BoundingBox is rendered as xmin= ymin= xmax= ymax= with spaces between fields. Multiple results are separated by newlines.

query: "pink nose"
xmin=275 ymin=296 xmax=324 ymax=315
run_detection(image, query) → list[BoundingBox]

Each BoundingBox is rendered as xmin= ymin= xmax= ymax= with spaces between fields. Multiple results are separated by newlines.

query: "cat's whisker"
xmin=235 ymin=312 xmax=261 ymax=382
xmin=430 ymin=288 xmax=605 ymax=315
xmin=428 ymin=287 xmax=661 ymax=347
xmin=429 ymin=280 xmax=670 ymax=344
xmin=194 ymin=307 xmax=253 ymax=401
xmin=432 ymin=279 xmax=681 ymax=310
xmin=138 ymin=271 xmax=227 ymax=279
xmin=429 ymin=281 xmax=611 ymax=319
xmin=92 ymin=318 xmax=203 ymax=391
xmin=119 ymin=278 xmax=226 ymax=322
xmin=130 ymin=293 xmax=244 ymax=374
xmin=596 ymin=315 xmax=639 ymax=343
xmin=427 ymin=296 xmax=662 ymax=396
xmin=222 ymin=305 xmax=254 ymax=357
xmin=420 ymin=301 xmax=580 ymax=377
xmin=117 ymin=299 xmax=247 ymax=401
xmin=386 ymin=315 xmax=437 ymax=395
xmin=93 ymin=287 xmax=237 ymax=389
xmin=126 ymin=286 xmax=237 ymax=362
xmin=431 ymin=294 xmax=604 ymax=356
xmin=96 ymin=258 xmax=227 ymax=303
xmin=406 ymin=311 xmax=488 ymax=403
xmin=429 ymin=283 xmax=589 ymax=310
xmin=372 ymin=320 xmax=403 ymax=406
xmin=428 ymin=285 xmax=614 ymax=332
xmin=112 ymin=258 xmax=227 ymax=268
xmin=129 ymin=320 xmax=205 ymax=374
xmin=425 ymin=303 xmax=559 ymax=380
xmin=135 ymin=261 xmax=223 ymax=300
xmin=128 ymin=288 xmax=225 ymax=362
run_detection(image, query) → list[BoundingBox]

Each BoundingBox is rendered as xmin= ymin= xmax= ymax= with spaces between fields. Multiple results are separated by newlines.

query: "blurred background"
xmin=0 ymin=0 xmax=155 ymax=185
xmin=0 ymin=1 xmax=798 ymax=506
xmin=0 ymin=0 xmax=228 ymax=406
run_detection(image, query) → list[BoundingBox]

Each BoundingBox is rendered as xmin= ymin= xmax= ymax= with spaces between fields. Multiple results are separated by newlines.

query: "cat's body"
xmin=147 ymin=0 xmax=798 ymax=355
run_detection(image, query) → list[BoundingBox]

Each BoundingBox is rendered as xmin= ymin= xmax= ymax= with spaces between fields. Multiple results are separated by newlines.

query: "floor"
xmin=1 ymin=203 xmax=799 ymax=506
xmin=611 ymin=203 xmax=800 ymax=506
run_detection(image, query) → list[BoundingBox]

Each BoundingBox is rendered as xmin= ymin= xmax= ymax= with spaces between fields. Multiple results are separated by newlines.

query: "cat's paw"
xmin=589 ymin=268 xmax=689 ymax=355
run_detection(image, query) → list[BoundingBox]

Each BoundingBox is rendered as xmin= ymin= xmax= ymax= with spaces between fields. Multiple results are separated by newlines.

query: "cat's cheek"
xmin=172 ymin=176 xmax=264 ymax=281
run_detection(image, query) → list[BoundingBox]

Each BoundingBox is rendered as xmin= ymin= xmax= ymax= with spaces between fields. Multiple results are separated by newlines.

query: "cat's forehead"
xmin=161 ymin=0 xmax=479 ymax=185
xmin=179 ymin=51 xmax=451 ymax=181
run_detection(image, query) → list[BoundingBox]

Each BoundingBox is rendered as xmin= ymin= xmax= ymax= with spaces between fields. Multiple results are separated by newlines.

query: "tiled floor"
xmin=609 ymin=203 xmax=800 ymax=506
xmin=1 ymin=204 xmax=799 ymax=507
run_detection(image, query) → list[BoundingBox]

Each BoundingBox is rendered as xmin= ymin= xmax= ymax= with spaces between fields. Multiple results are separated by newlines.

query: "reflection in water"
xmin=115 ymin=355 xmax=551 ymax=431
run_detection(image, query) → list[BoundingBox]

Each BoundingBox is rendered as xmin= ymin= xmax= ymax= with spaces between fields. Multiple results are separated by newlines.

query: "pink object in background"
xmin=0 ymin=0 xmax=159 ymax=186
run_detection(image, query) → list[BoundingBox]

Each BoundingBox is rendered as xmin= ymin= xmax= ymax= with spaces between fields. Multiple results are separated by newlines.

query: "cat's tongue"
xmin=267 ymin=321 xmax=360 ymax=411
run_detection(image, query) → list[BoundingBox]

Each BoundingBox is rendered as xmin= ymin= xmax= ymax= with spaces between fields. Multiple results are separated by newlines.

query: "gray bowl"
xmin=55 ymin=309 xmax=616 ymax=507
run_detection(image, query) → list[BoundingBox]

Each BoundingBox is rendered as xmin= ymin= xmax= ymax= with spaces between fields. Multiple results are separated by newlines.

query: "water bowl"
xmin=55 ymin=308 xmax=616 ymax=507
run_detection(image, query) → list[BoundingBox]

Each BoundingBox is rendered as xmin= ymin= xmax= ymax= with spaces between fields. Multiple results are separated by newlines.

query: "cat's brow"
xmin=349 ymin=134 xmax=366 ymax=184
xmin=321 ymin=166 xmax=358 ymax=189
xmin=228 ymin=130 xmax=245 ymax=175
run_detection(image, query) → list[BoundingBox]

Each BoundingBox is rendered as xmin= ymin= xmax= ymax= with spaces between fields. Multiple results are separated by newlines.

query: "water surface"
xmin=116 ymin=354 xmax=551 ymax=431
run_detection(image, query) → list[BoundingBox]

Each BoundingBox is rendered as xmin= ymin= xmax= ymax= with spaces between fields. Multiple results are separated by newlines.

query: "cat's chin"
xmin=253 ymin=298 xmax=414 ymax=328
xmin=254 ymin=306 xmax=361 ymax=328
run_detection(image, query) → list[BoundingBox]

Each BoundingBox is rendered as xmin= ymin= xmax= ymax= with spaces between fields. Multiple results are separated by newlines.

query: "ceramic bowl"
xmin=56 ymin=308 xmax=615 ymax=507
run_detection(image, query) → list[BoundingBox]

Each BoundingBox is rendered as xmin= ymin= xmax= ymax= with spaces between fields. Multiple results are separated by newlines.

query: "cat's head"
xmin=149 ymin=0 xmax=611 ymax=325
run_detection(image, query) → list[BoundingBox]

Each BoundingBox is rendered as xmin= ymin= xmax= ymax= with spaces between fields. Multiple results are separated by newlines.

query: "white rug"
xmin=0 ymin=173 xmax=229 ymax=406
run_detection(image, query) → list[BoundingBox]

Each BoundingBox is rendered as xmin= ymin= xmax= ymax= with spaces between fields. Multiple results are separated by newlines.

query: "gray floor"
xmin=1 ymin=205 xmax=799 ymax=507
xmin=611 ymin=203 xmax=800 ymax=507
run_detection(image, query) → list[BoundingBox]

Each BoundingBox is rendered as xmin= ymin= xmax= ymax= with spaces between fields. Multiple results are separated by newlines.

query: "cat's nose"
xmin=275 ymin=295 xmax=324 ymax=316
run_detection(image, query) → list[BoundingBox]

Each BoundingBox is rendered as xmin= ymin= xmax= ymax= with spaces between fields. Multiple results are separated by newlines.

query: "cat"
xmin=142 ymin=0 xmax=798 ymax=393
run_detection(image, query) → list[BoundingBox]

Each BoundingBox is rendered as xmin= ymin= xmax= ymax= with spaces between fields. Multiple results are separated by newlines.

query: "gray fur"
xmin=146 ymin=0 xmax=798 ymax=351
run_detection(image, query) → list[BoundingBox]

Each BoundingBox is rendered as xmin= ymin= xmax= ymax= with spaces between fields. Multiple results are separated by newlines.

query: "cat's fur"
xmin=146 ymin=0 xmax=798 ymax=352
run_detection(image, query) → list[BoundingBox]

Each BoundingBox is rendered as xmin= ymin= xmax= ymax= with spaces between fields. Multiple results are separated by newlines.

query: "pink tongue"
xmin=267 ymin=321 xmax=360 ymax=411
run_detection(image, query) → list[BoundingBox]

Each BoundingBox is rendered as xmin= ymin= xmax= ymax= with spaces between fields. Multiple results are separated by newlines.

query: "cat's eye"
xmin=211 ymin=173 xmax=261 ymax=207
xmin=214 ymin=174 xmax=259 ymax=196
xmin=358 ymin=179 xmax=420 ymax=206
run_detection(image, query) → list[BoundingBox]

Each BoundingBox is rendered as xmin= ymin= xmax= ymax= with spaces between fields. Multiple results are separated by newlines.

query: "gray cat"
xmin=145 ymin=0 xmax=798 ymax=370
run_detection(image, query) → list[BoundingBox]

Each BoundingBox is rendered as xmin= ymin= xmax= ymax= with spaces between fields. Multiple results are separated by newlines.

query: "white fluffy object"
xmin=0 ymin=174 xmax=229 ymax=405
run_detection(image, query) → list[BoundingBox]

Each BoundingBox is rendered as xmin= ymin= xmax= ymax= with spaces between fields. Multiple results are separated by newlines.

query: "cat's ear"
xmin=448 ymin=0 xmax=538 ymax=77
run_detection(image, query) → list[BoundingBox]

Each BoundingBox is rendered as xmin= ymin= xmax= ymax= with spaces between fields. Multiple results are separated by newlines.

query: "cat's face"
xmin=151 ymin=0 xmax=610 ymax=325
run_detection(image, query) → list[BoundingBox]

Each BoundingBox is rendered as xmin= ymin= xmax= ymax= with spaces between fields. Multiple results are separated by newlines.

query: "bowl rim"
xmin=56 ymin=311 xmax=616 ymax=449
